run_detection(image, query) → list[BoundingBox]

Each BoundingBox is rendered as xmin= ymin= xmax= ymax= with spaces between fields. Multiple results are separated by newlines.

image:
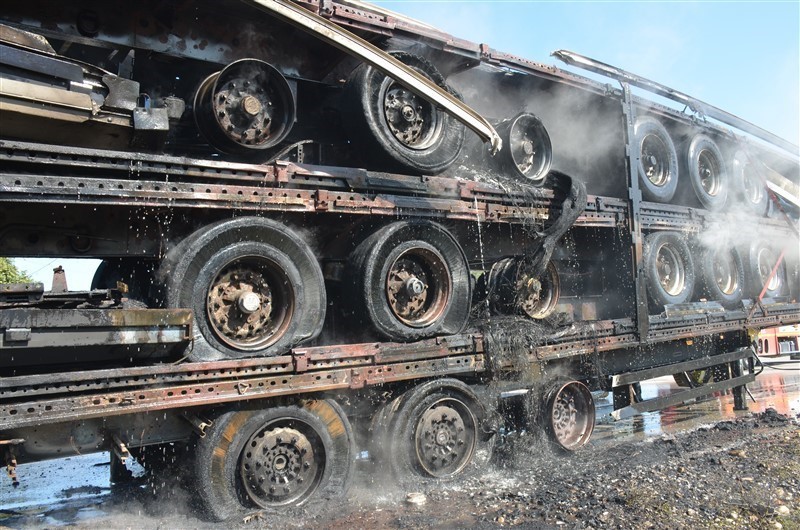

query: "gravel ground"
xmin=307 ymin=408 xmax=799 ymax=530
xmin=4 ymin=408 xmax=796 ymax=529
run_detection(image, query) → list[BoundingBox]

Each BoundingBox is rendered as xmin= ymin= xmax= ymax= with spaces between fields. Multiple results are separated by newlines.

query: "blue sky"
xmin=375 ymin=0 xmax=800 ymax=146
xmin=13 ymin=0 xmax=800 ymax=289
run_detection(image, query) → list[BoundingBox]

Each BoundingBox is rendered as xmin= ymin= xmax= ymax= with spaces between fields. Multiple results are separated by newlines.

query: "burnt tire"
xmin=635 ymin=117 xmax=679 ymax=203
xmin=160 ymin=217 xmax=325 ymax=361
xmin=686 ymin=134 xmax=728 ymax=211
xmin=732 ymin=150 xmax=769 ymax=216
xmin=371 ymin=379 xmax=495 ymax=483
xmin=697 ymin=246 xmax=745 ymax=308
xmin=349 ymin=220 xmax=471 ymax=341
xmin=192 ymin=400 xmax=355 ymax=521
xmin=343 ymin=51 xmax=465 ymax=175
xmin=745 ymin=242 xmax=787 ymax=299
xmin=92 ymin=258 xmax=156 ymax=306
xmin=643 ymin=232 xmax=695 ymax=308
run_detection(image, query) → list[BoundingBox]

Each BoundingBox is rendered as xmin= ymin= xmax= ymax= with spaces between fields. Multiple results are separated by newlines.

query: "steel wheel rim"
xmin=414 ymin=398 xmax=477 ymax=477
xmin=509 ymin=114 xmax=551 ymax=181
xmin=386 ymin=247 xmax=451 ymax=327
xmin=206 ymin=255 xmax=294 ymax=351
xmin=194 ymin=59 xmax=294 ymax=151
xmin=712 ymin=251 xmax=738 ymax=295
xmin=380 ymin=77 xmax=441 ymax=150
xmin=697 ymin=149 xmax=722 ymax=196
xmin=757 ymin=248 xmax=781 ymax=292
xmin=548 ymin=382 xmax=595 ymax=451
xmin=656 ymin=243 xmax=685 ymax=296
xmin=640 ymin=133 xmax=671 ymax=187
xmin=240 ymin=422 xmax=324 ymax=507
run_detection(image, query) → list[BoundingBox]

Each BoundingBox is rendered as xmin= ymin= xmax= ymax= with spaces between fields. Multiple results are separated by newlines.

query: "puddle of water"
xmin=592 ymin=363 xmax=800 ymax=445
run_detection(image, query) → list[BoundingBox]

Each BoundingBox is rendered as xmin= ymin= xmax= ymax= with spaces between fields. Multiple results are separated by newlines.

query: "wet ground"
xmin=1 ymin=359 xmax=798 ymax=529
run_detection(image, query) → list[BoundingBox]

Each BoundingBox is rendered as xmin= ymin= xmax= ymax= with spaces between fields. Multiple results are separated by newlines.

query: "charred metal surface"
xmin=0 ymin=308 xmax=191 ymax=369
xmin=0 ymin=354 xmax=484 ymax=430
xmin=0 ymin=333 xmax=479 ymax=399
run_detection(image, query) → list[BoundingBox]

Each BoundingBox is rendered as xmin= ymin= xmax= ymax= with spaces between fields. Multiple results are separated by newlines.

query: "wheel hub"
xmin=712 ymin=252 xmax=737 ymax=295
xmin=405 ymin=277 xmax=426 ymax=297
xmin=415 ymin=404 xmax=474 ymax=477
xmin=656 ymin=245 xmax=684 ymax=296
xmin=546 ymin=381 xmax=595 ymax=451
xmin=238 ymin=291 xmax=262 ymax=314
xmin=194 ymin=59 xmax=295 ymax=152
xmin=641 ymin=134 xmax=670 ymax=187
xmin=240 ymin=426 xmax=318 ymax=506
xmin=697 ymin=150 xmax=721 ymax=196
xmin=382 ymin=83 xmax=438 ymax=150
xmin=386 ymin=248 xmax=450 ymax=327
xmin=206 ymin=257 xmax=293 ymax=351
xmin=505 ymin=113 xmax=552 ymax=181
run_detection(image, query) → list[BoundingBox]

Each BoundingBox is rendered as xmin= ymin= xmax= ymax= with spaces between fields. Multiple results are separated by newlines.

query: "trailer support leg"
xmin=731 ymin=361 xmax=748 ymax=411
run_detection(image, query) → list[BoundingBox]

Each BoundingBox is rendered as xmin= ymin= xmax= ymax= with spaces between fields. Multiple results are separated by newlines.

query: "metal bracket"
xmin=111 ymin=434 xmax=130 ymax=465
xmin=1 ymin=438 xmax=24 ymax=488
xmin=293 ymin=350 xmax=310 ymax=372
xmin=181 ymin=412 xmax=214 ymax=438
xmin=349 ymin=369 xmax=367 ymax=389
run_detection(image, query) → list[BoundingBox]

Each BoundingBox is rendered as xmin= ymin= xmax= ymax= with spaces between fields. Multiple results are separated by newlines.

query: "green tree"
xmin=0 ymin=258 xmax=33 ymax=283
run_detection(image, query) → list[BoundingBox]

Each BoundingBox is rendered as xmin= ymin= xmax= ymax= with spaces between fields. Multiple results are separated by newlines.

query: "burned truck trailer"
xmin=1 ymin=0 xmax=799 ymax=520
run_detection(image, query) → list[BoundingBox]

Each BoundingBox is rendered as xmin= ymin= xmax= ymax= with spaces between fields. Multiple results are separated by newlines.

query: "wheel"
xmin=643 ymin=232 xmax=695 ymax=308
xmin=697 ymin=246 xmax=744 ymax=308
xmin=494 ymin=112 xmax=552 ymax=183
xmin=634 ymin=117 xmax=679 ymax=202
xmin=160 ymin=217 xmax=325 ymax=361
xmin=686 ymin=134 xmax=728 ymax=210
xmin=732 ymin=150 xmax=769 ymax=216
xmin=542 ymin=381 xmax=595 ymax=451
xmin=349 ymin=220 xmax=471 ymax=341
xmin=371 ymin=379 xmax=495 ymax=482
xmin=192 ymin=400 xmax=355 ymax=521
xmin=91 ymin=258 xmax=156 ymax=306
xmin=194 ymin=59 xmax=296 ymax=154
xmin=343 ymin=51 xmax=465 ymax=175
xmin=485 ymin=258 xmax=560 ymax=319
xmin=745 ymin=242 xmax=787 ymax=299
